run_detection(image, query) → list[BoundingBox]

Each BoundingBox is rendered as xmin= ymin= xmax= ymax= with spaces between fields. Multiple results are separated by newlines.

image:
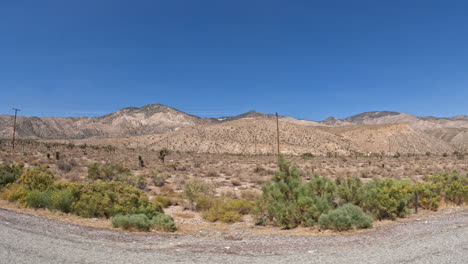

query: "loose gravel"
xmin=0 ymin=207 xmax=467 ymax=263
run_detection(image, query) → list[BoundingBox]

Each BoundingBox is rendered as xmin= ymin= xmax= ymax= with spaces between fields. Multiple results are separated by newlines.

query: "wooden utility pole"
xmin=12 ymin=108 xmax=21 ymax=150
xmin=276 ymin=112 xmax=280 ymax=161
xmin=254 ymin=132 xmax=257 ymax=155
xmin=388 ymin=136 xmax=391 ymax=155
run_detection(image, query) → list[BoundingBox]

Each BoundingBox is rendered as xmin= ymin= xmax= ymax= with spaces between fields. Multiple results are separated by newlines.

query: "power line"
xmin=12 ymin=108 xmax=21 ymax=150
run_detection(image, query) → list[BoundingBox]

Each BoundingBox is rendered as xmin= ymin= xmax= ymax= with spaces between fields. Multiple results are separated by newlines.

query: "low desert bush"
xmin=430 ymin=172 xmax=467 ymax=205
xmin=25 ymin=190 xmax=51 ymax=209
xmin=202 ymin=198 xmax=253 ymax=223
xmin=361 ymin=179 xmax=414 ymax=220
xmin=0 ymin=183 xmax=28 ymax=203
xmin=415 ymin=182 xmax=442 ymax=211
xmin=149 ymin=171 xmax=168 ymax=187
xmin=301 ymin=153 xmax=314 ymax=159
xmin=87 ymin=162 xmax=125 ymax=181
xmin=49 ymin=188 xmax=74 ymax=213
xmin=20 ymin=166 xmax=54 ymax=191
xmin=184 ymin=180 xmax=215 ymax=209
xmin=0 ymin=163 xmax=24 ymax=188
xmin=335 ymin=177 xmax=364 ymax=206
xmin=255 ymin=158 xmax=335 ymax=228
xmin=57 ymin=159 xmax=77 ymax=173
xmin=151 ymin=214 xmax=177 ymax=232
xmin=87 ymin=163 xmax=145 ymax=189
xmin=112 ymin=214 xmax=152 ymax=231
xmin=71 ymin=181 xmax=154 ymax=218
xmin=318 ymin=204 xmax=373 ymax=231
xmin=111 ymin=213 xmax=176 ymax=232
xmin=152 ymin=195 xmax=172 ymax=208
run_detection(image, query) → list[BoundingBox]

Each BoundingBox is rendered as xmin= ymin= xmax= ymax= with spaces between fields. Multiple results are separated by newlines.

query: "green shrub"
xmin=255 ymin=158 xmax=335 ymax=228
xmin=195 ymin=196 xmax=214 ymax=211
xmin=25 ymin=190 xmax=51 ymax=209
xmin=149 ymin=171 xmax=168 ymax=187
xmin=152 ymin=195 xmax=172 ymax=208
xmin=72 ymin=181 xmax=152 ymax=218
xmin=49 ymin=189 xmax=74 ymax=213
xmin=88 ymin=162 xmax=127 ymax=180
xmin=0 ymin=183 xmax=28 ymax=203
xmin=112 ymin=214 xmax=152 ymax=231
xmin=336 ymin=177 xmax=364 ymax=206
xmin=430 ymin=172 xmax=468 ymax=205
xmin=301 ymin=153 xmax=314 ymax=159
xmin=128 ymin=204 xmax=163 ymax=219
xmin=51 ymin=181 xmax=83 ymax=199
xmin=117 ymin=174 xmax=146 ymax=190
xmin=202 ymin=198 xmax=253 ymax=223
xmin=255 ymin=158 xmax=304 ymax=228
xmin=151 ymin=214 xmax=177 ymax=232
xmin=0 ymin=163 xmax=24 ymax=187
xmin=415 ymin=182 xmax=442 ymax=211
xmin=87 ymin=163 xmax=146 ymax=189
xmin=318 ymin=204 xmax=373 ymax=231
xmin=361 ymin=179 xmax=414 ymax=220
xmin=19 ymin=166 xmax=54 ymax=191
xmin=184 ymin=180 xmax=215 ymax=209
xmin=112 ymin=213 xmax=176 ymax=232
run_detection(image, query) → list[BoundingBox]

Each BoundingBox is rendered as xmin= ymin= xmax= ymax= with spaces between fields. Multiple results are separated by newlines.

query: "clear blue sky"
xmin=1 ymin=0 xmax=467 ymax=120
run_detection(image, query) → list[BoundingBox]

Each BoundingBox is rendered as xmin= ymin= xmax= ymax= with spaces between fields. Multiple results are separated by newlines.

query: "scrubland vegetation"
xmin=0 ymin=140 xmax=467 ymax=234
xmin=0 ymin=163 xmax=176 ymax=232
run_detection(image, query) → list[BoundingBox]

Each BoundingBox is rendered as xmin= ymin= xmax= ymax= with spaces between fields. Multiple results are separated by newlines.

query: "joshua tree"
xmin=138 ymin=155 xmax=145 ymax=168
xmin=158 ymin=148 xmax=169 ymax=163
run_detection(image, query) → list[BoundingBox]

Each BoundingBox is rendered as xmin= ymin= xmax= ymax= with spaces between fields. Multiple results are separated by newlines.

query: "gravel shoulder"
xmin=0 ymin=207 xmax=467 ymax=264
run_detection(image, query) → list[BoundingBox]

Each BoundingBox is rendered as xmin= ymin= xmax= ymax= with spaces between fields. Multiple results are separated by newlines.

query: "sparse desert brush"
xmin=240 ymin=189 xmax=259 ymax=200
xmin=57 ymin=159 xmax=77 ymax=173
xmin=159 ymin=184 xmax=175 ymax=195
xmin=206 ymin=170 xmax=219 ymax=177
xmin=221 ymin=190 xmax=238 ymax=199
xmin=183 ymin=180 xmax=215 ymax=209
xmin=202 ymin=198 xmax=253 ymax=223
xmin=87 ymin=162 xmax=130 ymax=181
xmin=152 ymin=195 xmax=171 ymax=208
xmin=87 ymin=162 xmax=145 ymax=189
xmin=148 ymin=171 xmax=168 ymax=187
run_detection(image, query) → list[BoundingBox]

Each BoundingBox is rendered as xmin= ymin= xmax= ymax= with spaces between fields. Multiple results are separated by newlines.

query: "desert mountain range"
xmin=1 ymin=104 xmax=467 ymax=155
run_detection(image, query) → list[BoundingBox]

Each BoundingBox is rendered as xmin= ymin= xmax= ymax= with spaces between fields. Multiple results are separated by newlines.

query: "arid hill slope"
xmin=73 ymin=118 xmax=454 ymax=155
xmin=0 ymin=104 xmax=215 ymax=139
